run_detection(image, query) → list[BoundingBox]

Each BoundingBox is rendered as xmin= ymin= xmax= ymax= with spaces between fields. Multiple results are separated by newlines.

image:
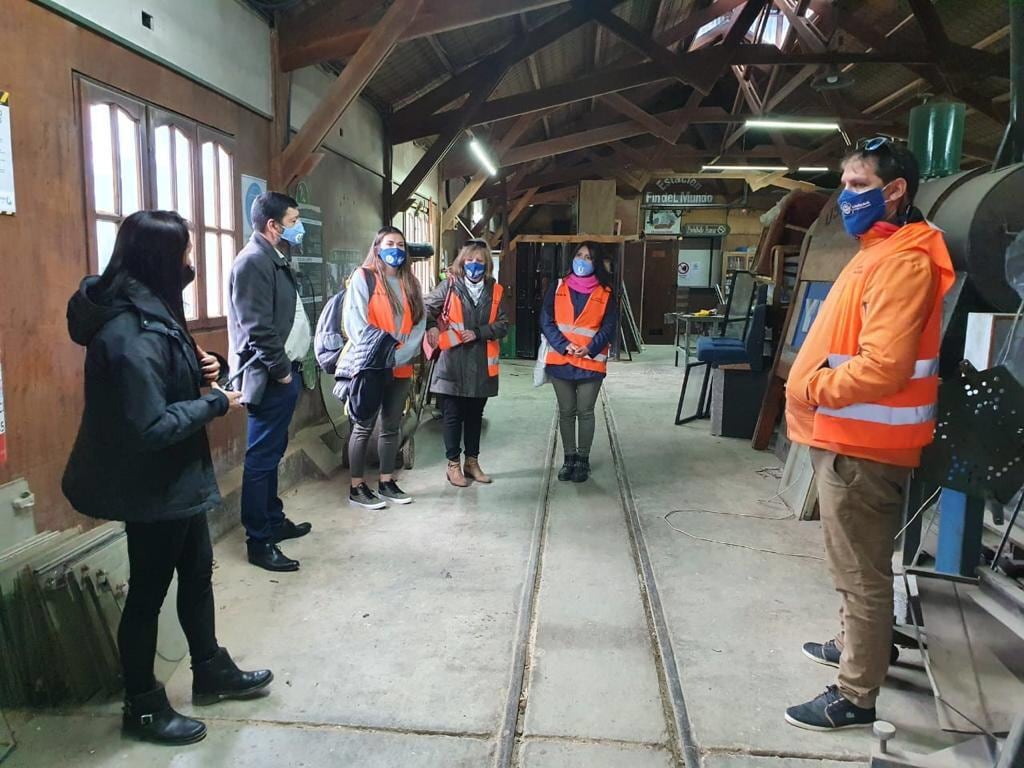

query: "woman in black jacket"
xmin=63 ymin=211 xmax=272 ymax=746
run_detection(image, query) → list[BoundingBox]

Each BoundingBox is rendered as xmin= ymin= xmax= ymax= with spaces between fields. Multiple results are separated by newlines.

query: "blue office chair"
xmin=675 ymin=287 xmax=768 ymax=426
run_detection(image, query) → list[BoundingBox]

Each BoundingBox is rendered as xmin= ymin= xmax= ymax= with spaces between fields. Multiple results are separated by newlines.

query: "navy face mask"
xmin=837 ymin=186 xmax=887 ymax=238
xmin=464 ymin=261 xmax=486 ymax=281
xmin=379 ymin=247 xmax=407 ymax=268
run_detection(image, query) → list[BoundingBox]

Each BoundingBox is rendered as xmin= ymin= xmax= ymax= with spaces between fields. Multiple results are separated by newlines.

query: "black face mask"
xmin=181 ymin=264 xmax=196 ymax=288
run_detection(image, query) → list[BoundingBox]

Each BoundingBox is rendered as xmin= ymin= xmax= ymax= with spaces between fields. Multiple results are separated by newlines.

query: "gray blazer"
xmin=227 ymin=233 xmax=299 ymax=405
xmin=425 ymin=277 xmax=508 ymax=399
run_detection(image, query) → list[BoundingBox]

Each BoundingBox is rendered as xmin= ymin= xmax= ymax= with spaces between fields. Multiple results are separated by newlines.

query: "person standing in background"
xmin=344 ymin=226 xmax=426 ymax=509
xmin=228 ymin=192 xmax=313 ymax=573
xmin=424 ymin=240 xmax=508 ymax=487
xmin=540 ymin=242 xmax=618 ymax=484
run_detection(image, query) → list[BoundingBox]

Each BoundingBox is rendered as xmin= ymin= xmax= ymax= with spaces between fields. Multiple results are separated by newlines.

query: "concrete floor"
xmin=4 ymin=349 xmax=961 ymax=767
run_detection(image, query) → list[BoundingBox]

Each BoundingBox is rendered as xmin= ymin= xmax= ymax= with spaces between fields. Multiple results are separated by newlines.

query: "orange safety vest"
xmin=365 ymin=268 xmax=415 ymax=379
xmin=437 ymin=281 xmax=504 ymax=378
xmin=808 ymin=222 xmax=955 ymax=451
xmin=544 ymin=281 xmax=611 ymax=374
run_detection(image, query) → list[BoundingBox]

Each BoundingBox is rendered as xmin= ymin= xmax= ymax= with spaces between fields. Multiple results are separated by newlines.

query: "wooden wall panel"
xmin=0 ymin=3 xmax=318 ymax=533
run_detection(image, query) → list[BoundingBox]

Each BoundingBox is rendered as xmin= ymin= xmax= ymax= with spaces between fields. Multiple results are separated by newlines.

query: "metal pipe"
xmin=994 ymin=0 xmax=1024 ymax=168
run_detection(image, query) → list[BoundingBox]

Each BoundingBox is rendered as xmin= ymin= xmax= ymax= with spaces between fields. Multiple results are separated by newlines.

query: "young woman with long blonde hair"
xmin=342 ymin=226 xmax=425 ymax=508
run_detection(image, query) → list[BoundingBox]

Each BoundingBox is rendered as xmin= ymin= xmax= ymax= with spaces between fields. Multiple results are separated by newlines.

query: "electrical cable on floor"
xmin=893 ymin=487 xmax=942 ymax=542
xmin=663 ymin=509 xmax=823 ymax=560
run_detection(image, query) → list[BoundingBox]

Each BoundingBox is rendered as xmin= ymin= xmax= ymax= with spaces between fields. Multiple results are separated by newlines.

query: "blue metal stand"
xmin=935 ymin=488 xmax=985 ymax=576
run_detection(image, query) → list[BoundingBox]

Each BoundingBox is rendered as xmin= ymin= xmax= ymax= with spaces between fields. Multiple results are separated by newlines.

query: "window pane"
xmin=117 ymin=109 xmax=141 ymax=215
xmin=154 ymin=125 xmax=173 ymax=210
xmin=175 ymin=129 xmax=193 ymax=221
xmin=89 ymin=104 xmax=116 ymax=214
xmin=202 ymin=142 xmax=216 ymax=226
xmin=217 ymin=146 xmax=233 ymax=229
xmin=220 ymin=234 xmax=235 ymax=318
xmin=205 ymin=231 xmax=221 ymax=317
xmin=182 ymin=280 xmax=198 ymax=321
xmin=96 ymin=219 xmax=118 ymax=273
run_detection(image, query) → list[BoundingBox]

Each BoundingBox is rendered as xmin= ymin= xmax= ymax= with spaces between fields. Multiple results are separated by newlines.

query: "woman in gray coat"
xmin=424 ymin=240 xmax=508 ymax=487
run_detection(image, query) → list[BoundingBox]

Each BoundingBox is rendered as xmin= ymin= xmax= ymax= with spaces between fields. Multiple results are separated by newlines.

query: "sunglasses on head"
xmin=465 ymin=238 xmax=489 ymax=247
xmin=857 ymin=135 xmax=898 ymax=151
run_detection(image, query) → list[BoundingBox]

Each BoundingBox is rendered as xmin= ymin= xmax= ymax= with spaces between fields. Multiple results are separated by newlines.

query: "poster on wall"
xmin=677 ymin=247 xmax=712 ymax=288
xmin=240 ymin=174 xmax=267 ymax=240
xmin=0 ymin=91 xmax=16 ymax=215
xmin=644 ymin=209 xmax=682 ymax=235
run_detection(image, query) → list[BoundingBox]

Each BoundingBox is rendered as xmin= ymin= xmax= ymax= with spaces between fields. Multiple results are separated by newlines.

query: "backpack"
xmin=314 ymin=269 xmax=375 ymax=375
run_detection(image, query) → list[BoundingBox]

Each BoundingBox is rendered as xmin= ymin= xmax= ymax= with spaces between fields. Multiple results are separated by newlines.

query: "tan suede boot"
xmin=447 ymin=460 xmax=470 ymax=487
xmin=463 ymin=457 xmax=492 ymax=484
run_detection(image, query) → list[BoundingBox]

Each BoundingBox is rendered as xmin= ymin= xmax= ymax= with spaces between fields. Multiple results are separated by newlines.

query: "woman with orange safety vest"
xmin=540 ymin=242 xmax=618 ymax=483
xmin=342 ymin=226 xmax=425 ymax=509
xmin=424 ymin=240 xmax=508 ymax=487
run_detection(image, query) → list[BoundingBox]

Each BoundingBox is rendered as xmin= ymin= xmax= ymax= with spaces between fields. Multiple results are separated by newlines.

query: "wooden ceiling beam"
xmin=600 ymin=92 xmax=679 ymax=144
xmin=274 ymin=0 xmax=423 ymax=189
xmin=279 ymin=0 xmax=568 ymax=71
xmin=391 ymin=0 xmax=627 ymax=129
xmin=508 ymin=187 xmax=541 ymax=224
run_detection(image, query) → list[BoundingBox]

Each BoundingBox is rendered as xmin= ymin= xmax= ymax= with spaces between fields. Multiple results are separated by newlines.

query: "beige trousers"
xmin=810 ymin=448 xmax=909 ymax=708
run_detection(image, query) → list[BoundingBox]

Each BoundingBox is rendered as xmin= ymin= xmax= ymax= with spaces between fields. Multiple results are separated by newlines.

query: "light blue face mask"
xmin=280 ymin=219 xmax=305 ymax=246
xmin=572 ymin=257 xmax=595 ymax=277
xmin=379 ymin=247 xmax=407 ymax=268
xmin=464 ymin=261 xmax=486 ymax=282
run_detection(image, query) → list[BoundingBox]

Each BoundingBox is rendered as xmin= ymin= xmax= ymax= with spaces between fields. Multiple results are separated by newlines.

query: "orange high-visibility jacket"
xmin=545 ymin=282 xmax=612 ymax=374
xmin=366 ymin=268 xmax=415 ymax=379
xmin=786 ymin=221 xmax=955 ymax=468
xmin=438 ymin=282 xmax=504 ymax=377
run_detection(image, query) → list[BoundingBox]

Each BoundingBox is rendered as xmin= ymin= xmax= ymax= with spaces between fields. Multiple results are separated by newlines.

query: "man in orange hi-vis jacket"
xmin=784 ymin=138 xmax=954 ymax=731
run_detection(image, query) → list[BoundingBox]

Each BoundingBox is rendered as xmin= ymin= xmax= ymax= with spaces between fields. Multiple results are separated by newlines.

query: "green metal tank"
xmin=908 ymin=98 xmax=967 ymax=179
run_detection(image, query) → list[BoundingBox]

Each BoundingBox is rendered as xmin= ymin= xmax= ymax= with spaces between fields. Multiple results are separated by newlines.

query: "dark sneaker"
xmin=571 ymin=455 xmax=591 ymax=483
xmin=785 ymin=685 xmax=875 ymax=731
xmin=557 ymin=454 xmax=577 ymax=482
xmin=802 ymin=639 xmax=899 ymax=669
xmin=350 ymin=483 xmax=387 ymax=510
xmin=378 ymin=480 xmax=412 ymax=505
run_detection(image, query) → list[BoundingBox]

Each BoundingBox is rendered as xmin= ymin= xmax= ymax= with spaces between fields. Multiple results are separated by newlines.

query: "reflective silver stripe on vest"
xmin=557 ymin=322 xmax=597 ymax=338
xmin=827 ymin=354 xmax=939 ymax=380
xmin=447 ymin=321 xmax=466 ymax=331
xmin=591 ymin=353 xmax=608 ymax=362
xmin=818 ymin=402 xmax=936 ymax=426
xmin=444 ymin=330 xmax=460 ymax=345
xmin=487 ymin=356 xmax=499 ymax=367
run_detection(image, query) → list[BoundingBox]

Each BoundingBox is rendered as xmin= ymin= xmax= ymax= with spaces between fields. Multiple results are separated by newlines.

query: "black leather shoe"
xmin=557 ymin=454 xmax=577 ymax=482
xmin=270 ymin=518 xmax=312 ymax=542
xmin=192 ymin=647 xmax=273 ymax=706
xmin=247 ymin=540 xmax=299 ymax=572
xmin=571 ymin=455 xmax=591 ymax=483
xmin=122 ymin=685 xmax=206 ymax=745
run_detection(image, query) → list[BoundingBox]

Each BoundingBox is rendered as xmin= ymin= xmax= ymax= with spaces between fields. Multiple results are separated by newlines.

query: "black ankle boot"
xmin=571 ymin=455 xmax=591 ymax=483
xmin=558 ymin=454 xmax=577 ymax=481
xmin=122 ymin=685 xmax=206 ymax=745
xmin=192 ymin=647 xmax=273 ymax=706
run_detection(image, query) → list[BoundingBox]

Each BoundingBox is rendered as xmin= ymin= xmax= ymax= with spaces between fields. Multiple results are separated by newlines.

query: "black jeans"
xmin=349 ymin=377 xmax=412 ymax=478
xmin=441 ymin=395 xmax=487 ymax=461
xmin=119 ymin=513 xmax=219 ymax=696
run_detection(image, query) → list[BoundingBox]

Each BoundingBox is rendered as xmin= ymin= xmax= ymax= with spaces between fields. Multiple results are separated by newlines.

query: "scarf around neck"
xmin=565 ymin=273 xmax=600 ymax=294
xmin=463 ymin=276 xmax=486 ymax=305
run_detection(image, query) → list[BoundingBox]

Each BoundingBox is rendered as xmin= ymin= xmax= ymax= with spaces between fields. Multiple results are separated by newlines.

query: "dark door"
xmin=641 ymin=239 xmax=678 ymax=344
xmin=515 ymin=242 xmax=559 ymax=358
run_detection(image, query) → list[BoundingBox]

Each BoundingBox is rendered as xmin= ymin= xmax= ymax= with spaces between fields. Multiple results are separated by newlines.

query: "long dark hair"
xmin=567 ymin=241 xmax=614 ymax=288
xmin=361 ymin=225 xmax=425 ymax=324
xmin=95 ymin=210 xmax=192 ymax=332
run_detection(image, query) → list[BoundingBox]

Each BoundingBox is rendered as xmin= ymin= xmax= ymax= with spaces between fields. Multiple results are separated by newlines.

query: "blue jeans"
xmin=241 ymin=373 xmax=301 ymax=542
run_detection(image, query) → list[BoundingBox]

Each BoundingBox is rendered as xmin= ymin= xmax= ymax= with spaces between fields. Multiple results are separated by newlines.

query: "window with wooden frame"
xmin=77 ymin=78 xmax=238 ymax=327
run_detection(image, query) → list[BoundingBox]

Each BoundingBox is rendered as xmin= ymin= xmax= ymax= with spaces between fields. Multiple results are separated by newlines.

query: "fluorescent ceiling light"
xmin=469 ymin=138 xmax=498 ymax=176
xmin=746 ymin=119 xmax=840 ymax=131
xmin=701 ymin=164 xmax=788 ymax=172
xmin=797 ymin=166 xmax=830 ymax=172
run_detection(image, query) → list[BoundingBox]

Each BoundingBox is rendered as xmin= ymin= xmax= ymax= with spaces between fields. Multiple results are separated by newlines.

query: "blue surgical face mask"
xmin=464 ymin=261 xmax=486 ymax=282
xmin=572 ymin=257 xmax=595 ymax=277
xmin=379 ymin=246 xmax=407 ymax=268
xmin=837 ymin=186 xmax=887 ymax=238
xmin=280 ymin=219 xmax=305 ymax=246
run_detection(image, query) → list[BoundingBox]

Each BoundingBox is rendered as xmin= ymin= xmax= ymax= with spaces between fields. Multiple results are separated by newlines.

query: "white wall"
xmin=38 ymin=0 xmax=271 ymax=115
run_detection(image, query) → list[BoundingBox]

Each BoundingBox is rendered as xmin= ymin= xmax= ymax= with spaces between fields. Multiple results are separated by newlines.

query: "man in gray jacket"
xmin=228 ymin=192 xmax=312 ymax=572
